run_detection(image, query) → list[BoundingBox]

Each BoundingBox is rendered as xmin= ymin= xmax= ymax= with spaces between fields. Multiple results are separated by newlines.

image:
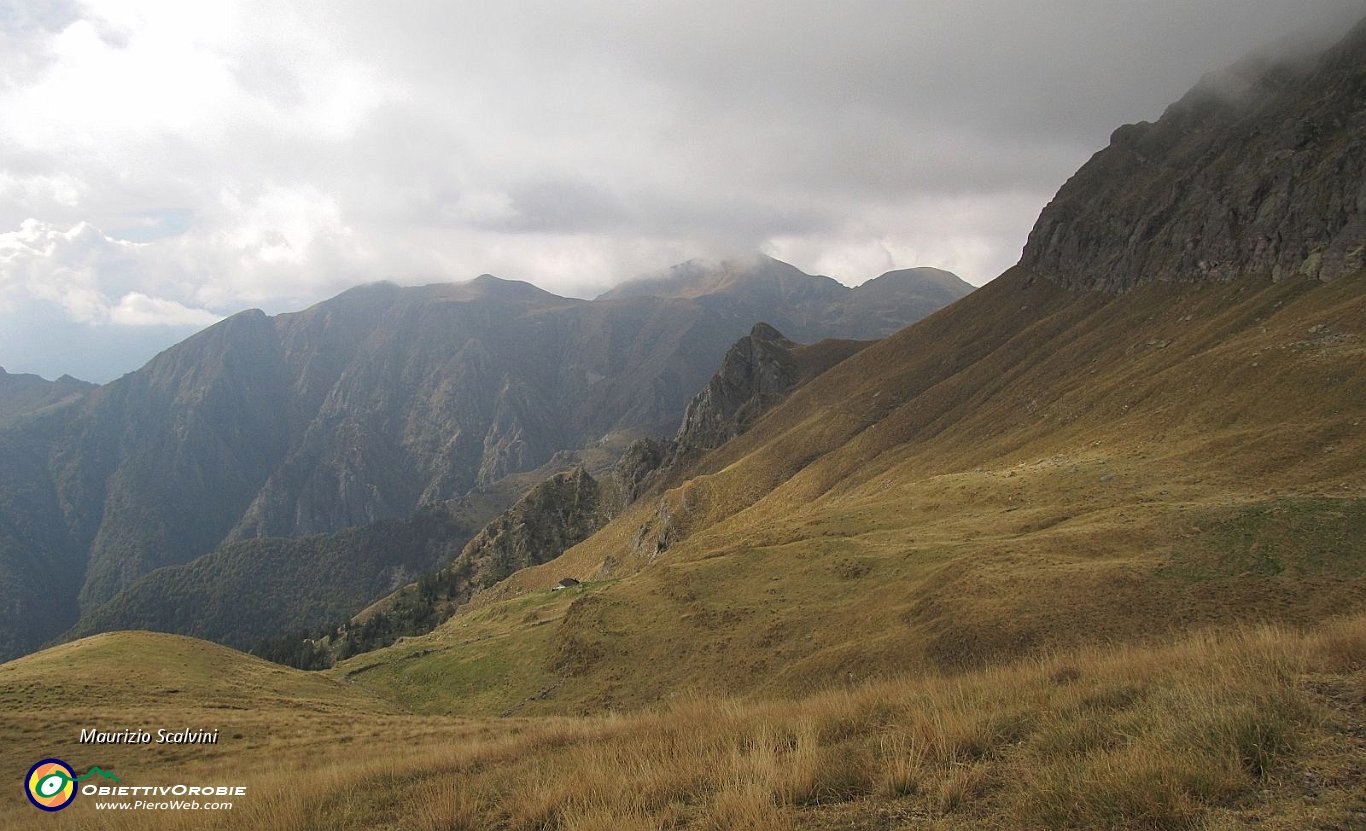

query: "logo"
xmin=24 ymin=760 xmax=120 ymax=812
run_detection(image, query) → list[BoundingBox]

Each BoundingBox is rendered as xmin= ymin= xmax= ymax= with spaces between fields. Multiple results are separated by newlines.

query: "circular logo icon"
xmin=25 ymin=759 xmax=77 ymax=812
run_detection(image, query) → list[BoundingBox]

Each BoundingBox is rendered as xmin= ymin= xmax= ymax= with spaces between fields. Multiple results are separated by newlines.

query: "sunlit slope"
xmin=14 ymin=621 xmax=1363 ymax=830
xmin=0 ymin=632 xmax=496 ymax=829
xmin=0 ymin=632 xmax=401 ymax=783
xmin=345 ymin=266 xmax=1365 ymax=715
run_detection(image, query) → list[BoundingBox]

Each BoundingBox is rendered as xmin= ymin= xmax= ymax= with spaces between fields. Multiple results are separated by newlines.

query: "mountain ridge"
xmin=1021 ymin=15 xmax=1366 ymax=291
xmin=0 ymin=259 xmax=965 ymax=660
xmin=343 ymin=19 xmax=1366 ymax=717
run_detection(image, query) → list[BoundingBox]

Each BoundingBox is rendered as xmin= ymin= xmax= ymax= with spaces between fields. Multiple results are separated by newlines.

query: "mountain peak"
xmin=462 ymin=273 xmax=561 ymax=300
xmin=600 ymin=253 xmax=836 ymax=301
xmin=749 ymin=321 xmax=790 ymax=343
xmin=1021 ymin=17 xmax=1366 ymax=291
xmin=859 ymin=267 xmax=973 ymax=293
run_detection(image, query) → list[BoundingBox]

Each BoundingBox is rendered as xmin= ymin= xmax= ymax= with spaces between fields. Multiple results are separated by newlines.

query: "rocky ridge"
xmin=1022 ymin=18 xmax=1366 ymax=291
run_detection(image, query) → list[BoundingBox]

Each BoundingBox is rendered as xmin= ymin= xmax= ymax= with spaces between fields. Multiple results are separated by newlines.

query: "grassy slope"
xmin=2 ymin=621 xmax=1363 ymax=830
xmin=341 ymin=267 xmax=1365 ymax=716
xmin=0 ymin=632 xmax=493 ymax=830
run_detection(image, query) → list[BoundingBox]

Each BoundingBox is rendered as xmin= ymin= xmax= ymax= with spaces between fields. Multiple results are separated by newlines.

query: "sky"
xmin=0 ymin=1 xmax=1362 ymax=382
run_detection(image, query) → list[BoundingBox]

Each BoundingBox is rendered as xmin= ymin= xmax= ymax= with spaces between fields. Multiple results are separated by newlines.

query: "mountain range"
xmin=1 ymin=16 xmax=1365 ymax=831
xmin=0 ymin=258 xmax=970 ymax=660
xmin=333 ymin=12 xmax=1366 ymax=715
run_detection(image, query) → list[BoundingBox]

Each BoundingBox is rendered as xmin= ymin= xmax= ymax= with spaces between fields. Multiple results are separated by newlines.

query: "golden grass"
xmin=406 ymin=269 xmax=1365 ymax=720
xmin=6 ymin=618 xmax=1363 ymax=830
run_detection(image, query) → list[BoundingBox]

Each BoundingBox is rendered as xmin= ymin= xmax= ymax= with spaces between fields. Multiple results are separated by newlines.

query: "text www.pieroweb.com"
xmin=84 ymin=784 xmax=243 ymax=811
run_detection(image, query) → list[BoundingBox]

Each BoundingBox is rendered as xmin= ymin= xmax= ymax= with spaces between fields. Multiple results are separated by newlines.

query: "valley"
xmin=1 ymin=9 xmax=1364 ymax=831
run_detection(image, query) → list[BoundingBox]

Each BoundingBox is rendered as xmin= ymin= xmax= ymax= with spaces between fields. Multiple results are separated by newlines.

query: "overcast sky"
xmin=1 ymin=0 xmax=1362 ymax=381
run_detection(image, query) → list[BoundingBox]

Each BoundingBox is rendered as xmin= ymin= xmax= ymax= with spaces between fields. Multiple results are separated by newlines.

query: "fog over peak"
xmin=1 ymin=0 xmax=1361 ymax=381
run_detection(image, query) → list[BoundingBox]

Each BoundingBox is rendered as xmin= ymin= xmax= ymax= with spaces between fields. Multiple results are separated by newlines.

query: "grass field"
xmin=2 ymin=619 xmax=1363 ymax=830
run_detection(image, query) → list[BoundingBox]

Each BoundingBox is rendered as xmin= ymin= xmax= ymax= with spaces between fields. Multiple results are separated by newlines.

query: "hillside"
xmin=0 ymin=262 xmax=963 ymax=660
xmin=337 ymin=16 xmax=1366 ymax=716
xmin=343 ymin=265 xmax=1365 ymax=714
xmin=265 ymin=325 xmax=870 ymax=666
xmin=9 ymin=622 xmax=1360 ymax=829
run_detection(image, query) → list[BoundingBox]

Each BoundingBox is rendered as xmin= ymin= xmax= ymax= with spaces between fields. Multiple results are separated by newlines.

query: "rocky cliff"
xmin=1022 ymin=18 xmax=1366 ymax=291
xmin=673 ymin=323 xmax=802 ymax=457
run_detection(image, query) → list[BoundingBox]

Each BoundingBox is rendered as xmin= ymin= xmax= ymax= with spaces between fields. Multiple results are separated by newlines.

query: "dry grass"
xmin=432 ymin=269 xmax=1366 ymax=718
xmin=6 ymin=618 xmax=1363 ymax=830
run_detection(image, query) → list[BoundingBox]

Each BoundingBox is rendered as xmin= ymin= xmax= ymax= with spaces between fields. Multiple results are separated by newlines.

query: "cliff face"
xmin=1022 ymin=19 xmax=1366 ymax=291
xmin=673 ymin=323 xmax=802 ymax=457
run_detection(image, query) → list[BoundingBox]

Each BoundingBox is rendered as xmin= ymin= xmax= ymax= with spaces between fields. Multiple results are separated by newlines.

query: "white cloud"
xmin=0 ymin=219 xmax=220 ymax=325
xmin=109 ymin=291 xmax=222 ymax=326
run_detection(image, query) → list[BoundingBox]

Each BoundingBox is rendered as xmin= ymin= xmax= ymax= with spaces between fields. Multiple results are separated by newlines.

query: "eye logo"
xmin=25 ymin=759 xmax=77 ymax=811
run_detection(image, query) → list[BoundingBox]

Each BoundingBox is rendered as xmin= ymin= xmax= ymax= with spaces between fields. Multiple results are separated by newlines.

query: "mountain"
xmin=1022 ymin=25 xmax=1365 ymax=290
xmin=6 ymin=20 xmax=1366 ymax=831
xmin=0 ymin=259 xmax=963 ymax=660
xmin=337 ymin=18 xmax=1366 ymax=717
xmin=257 ymin=324 xmax=869 ymax=666
xmin=63 ymin=499 xmax=487 ymax=651
xmin=0 ymin=368 xmax=93 ymax=428
xmin=599 ymin=254 xmax=974 ymax=341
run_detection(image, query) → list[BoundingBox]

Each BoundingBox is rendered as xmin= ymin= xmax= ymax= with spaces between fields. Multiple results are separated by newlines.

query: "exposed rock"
xmin=614 ymin=437 xmax=676 ymax=503
xmin=1022 ymin=18 xmax=1366 ymax=291
xmin=674 ymin=322 xmax=801 ymax=459
xmin=456 ymin=467 xmax=610 ymax=590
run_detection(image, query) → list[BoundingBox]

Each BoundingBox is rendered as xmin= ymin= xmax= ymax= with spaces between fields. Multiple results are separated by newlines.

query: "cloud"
xmin=0 ymin=219 xmax=221 ymax=325
xmin=108 ymin=292 xmax=222 ymax=327
xmin=0 ymin=0 xmax=1362 ymax=380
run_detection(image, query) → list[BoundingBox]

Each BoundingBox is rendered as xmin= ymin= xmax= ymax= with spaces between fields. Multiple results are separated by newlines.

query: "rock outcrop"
xmin=1022 ymin=18 xmax=1366 ymax=291
xmin=674 ymin=322 xmax=802 ymax=457
xmin=453 ymin=467 xmax=610 ymax=590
